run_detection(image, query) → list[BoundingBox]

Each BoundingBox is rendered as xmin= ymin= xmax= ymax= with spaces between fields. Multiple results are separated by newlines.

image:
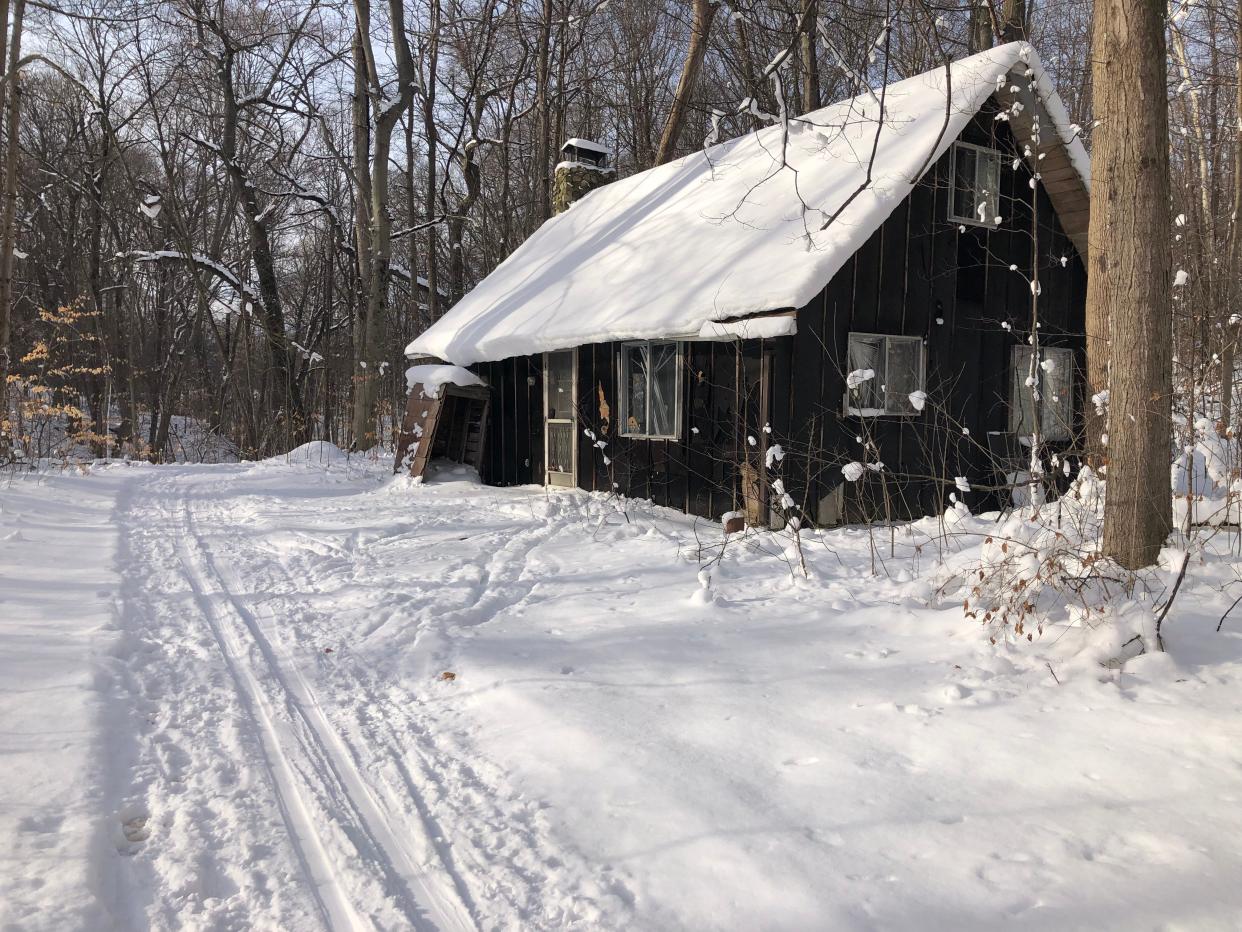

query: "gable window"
xmin=950 ymin=142 xmax=1002 ymax=227
xmin=619 ymin=340 xmax=682 ymax=438
xmin=1010 ymin=346 xmax=1074 ymax=441
xmin=845 ymin=333 xmax=926 ymax=416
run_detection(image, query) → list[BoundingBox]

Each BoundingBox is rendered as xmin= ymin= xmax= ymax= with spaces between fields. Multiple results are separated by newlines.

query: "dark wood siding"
xmin=474 ymin=355 xmax=542 ymax=486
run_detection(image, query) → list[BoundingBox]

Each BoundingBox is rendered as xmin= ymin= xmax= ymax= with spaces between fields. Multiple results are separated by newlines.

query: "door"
xmin=544 ymin=350 xmax=577 ymax=487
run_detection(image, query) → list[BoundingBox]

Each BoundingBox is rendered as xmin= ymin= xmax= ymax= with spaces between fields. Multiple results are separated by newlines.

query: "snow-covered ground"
xmin=3 ymin=450 xmax=1242 ymax=930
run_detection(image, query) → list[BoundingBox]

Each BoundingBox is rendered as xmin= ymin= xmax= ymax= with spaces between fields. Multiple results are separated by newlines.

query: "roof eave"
xmin=993 ymin=60 xmax=1091 ymax=258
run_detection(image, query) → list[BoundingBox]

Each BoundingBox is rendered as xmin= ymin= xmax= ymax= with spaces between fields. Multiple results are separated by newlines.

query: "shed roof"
xmin=409 ymin=43 xmax=1089 ymax=366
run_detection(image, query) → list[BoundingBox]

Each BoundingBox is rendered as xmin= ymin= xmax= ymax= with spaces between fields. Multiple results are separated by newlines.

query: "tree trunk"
xmin=216 ymin=46 xmax=308 ymax=449
xmin=534 ymin=0 xmax=553 ymax=221
xmin=798 ymin=0 xmax=820 ymax=114
xmin=1221 ymin=0 xmax=1242 ymax=432
xmin=731 ymin=15 xmax=766 ymax=132
xmin=349 ymin=0 xmax=417 ymax=451
xmin=654 ymin=0 xmax=718 ymax=166
xmin=422 ymin=0 xmax=441 ymax=321
xmin=0 ymin=0 xmax=23 ymax=450
xmin=350 ymin=21 xmax=374 ymax=449
xmin=1088 ymin=0 xmax=1173 ymax=569
xmin=968 ymin=0 xmax=993 ymax=54
xmin=1000 ymin=0 xmax=1027 ymax=41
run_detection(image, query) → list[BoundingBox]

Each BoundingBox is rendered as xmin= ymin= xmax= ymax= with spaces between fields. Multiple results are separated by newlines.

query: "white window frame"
xmin=543 ymin=349 xmax=577 ymax=486
xmin=844 ymin=332 xmax=927 ymax=417
xmin=618 ymin=340 xmax=683 ymax=440
xmin=1009 ymin=345 xmax=1074 ymax=442
xmin=949 ymin=141 xmax=1003 ymax=228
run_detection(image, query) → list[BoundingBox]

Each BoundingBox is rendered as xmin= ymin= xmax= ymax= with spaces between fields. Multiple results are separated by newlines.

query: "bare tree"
xmin=655 ymin=0 xmax=719 ymax=166
xmin=1221 ymin=0 xmax=1242 ymax=431
xmin=0 ymin=0 xmax=26 ymax=445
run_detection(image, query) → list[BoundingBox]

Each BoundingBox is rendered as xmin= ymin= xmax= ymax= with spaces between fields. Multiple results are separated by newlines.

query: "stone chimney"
xmin=552 ymin=138 xmax=615 ymax=214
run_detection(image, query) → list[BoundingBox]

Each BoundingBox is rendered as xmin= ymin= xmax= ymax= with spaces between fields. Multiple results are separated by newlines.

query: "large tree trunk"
xmin=1000 ymin=0 xmax=1028 ymax=41
xmin=654 ymin=0 xmax=718 ymax=166
xmin=0 ymin=0 xmax=23 ymax=451
xmin=1221 ymin=0 xmax=1242 ymax=432
xmin=1088 ymin=0 xmax=1173 ymax=569
xmin=968 ymin=0 xmax=993 ymax=53
xmin=349 ymin=0 xmax=417 ymax=451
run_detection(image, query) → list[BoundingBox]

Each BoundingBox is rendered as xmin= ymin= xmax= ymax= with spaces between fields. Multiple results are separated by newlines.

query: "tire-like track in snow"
xmin=147 ymin=470 xmax=478 ymax=932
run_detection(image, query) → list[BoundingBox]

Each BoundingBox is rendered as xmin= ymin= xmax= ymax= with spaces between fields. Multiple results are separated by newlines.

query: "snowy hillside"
xmin=3 ymin=455 xmax=1242 ymax=930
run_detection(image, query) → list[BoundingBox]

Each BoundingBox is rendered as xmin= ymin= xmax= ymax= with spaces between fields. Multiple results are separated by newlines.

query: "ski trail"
xmin=169 ymin=500 xmax=366 ymax=932
xmin=172 ymin=479 xmax=477 ymax=932
xmin=183 ymin=507 xmax=479 ymax=932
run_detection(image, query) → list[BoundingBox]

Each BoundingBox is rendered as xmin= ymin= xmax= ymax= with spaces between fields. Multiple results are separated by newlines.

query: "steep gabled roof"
xmin=410 ymin=42 xmax=1089 ymax=366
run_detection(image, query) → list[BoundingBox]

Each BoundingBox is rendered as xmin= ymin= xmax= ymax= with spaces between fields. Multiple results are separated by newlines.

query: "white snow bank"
xmin=0 ymin=474 xmax=126 ymax=929
xmin=6 ymin=465 xmax=1242 ymax=929
xmin=408 ymin=43 xmax=1088 ymax=365
xmin=272 ymin=440 xmax=351 ymax=465
xmin=405 ymin=364 xmax=484 ymax=398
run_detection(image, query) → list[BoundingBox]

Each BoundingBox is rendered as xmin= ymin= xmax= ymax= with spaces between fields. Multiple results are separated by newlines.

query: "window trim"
xmin=543 ymin=348 xmax=578 ymax=486
xmin=618 ymin=339 xmax=683 ymax=440
xmin=843 ymin=331 xmax=927 ymax=418
xmin=948 ymin=141 xmax=1003 ymax=229
xmin=1009 ymin=345 xmax=1075 ymax=442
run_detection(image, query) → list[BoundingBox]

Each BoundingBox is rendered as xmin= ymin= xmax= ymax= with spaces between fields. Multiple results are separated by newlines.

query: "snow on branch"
xmin=121 ymin=250 xmax=260 ymax=306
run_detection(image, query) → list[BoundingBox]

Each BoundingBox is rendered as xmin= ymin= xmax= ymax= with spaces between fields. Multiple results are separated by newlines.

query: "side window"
xmin=950 ymin=142 xmax=1002 ymax=227
xmin=619 ymin=340 xmax=682 ymax=439
xmin=1010 ymin=346 xmax=1074 ymax=441
xmin=845 ymin=333 xmax=926 ymax=416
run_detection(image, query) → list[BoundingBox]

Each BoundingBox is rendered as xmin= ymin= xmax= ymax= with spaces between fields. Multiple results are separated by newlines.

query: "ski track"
xmin=111 ymin=465 xmax=611 ymax=930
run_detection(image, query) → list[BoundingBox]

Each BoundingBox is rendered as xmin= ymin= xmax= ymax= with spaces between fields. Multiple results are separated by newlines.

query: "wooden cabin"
xmin=404 ymin=43 xmax=1091 ymax=526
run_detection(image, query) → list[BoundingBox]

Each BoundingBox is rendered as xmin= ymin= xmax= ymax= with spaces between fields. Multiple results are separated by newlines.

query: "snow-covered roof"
xmin=409 ymin=43 xmax=1088 ymax=366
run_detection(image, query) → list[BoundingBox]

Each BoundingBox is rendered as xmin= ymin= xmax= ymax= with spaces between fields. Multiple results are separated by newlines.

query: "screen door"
xmin=544 ymin=350 xmax=576 ymax=487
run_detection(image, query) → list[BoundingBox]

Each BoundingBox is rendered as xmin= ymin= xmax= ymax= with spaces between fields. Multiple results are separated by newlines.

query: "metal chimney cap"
xmin=560 ymin=137 xmax=609 ymax=166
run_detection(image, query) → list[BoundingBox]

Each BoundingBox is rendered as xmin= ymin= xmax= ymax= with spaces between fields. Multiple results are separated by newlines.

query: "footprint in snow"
xmin=115 ymin=804 xmax=152 ymax=852
xmin=782 ymin=756 xmax=820 ymax=767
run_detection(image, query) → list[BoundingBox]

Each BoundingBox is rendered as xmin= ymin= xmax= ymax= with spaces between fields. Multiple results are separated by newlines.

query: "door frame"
xmin=543 ymin=349 xmax=577 ymax=487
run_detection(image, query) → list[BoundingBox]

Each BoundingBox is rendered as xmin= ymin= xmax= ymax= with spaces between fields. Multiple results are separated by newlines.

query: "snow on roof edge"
xmin=405 ymin=364 xmax=485 ymax=398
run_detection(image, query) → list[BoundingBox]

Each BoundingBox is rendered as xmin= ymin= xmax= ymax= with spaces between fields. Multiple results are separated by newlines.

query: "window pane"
xmin=623 ymin=344 xmax=647 ymax=435
xmin=975 ymin=149 xmax=1000 ymax=223
xmin=884 ymin=338 xmax=923 ymax=414
xmin=547 ymin=422 xmax=574 ymax=473
xmin=1011 ymin=346 xmax=1037 ymax=435
xmin=546 ymin=350 xmax=575 ymax=420
xmin=648 ymin=342 xmax=679 ymax=437
xmin=953 ymin=146 xmax=976 ymax=221
xmin=1040 ymin=348 xmax=1074 ymax=441
xmin=847 ymin=334 xmax=884 ymax=413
